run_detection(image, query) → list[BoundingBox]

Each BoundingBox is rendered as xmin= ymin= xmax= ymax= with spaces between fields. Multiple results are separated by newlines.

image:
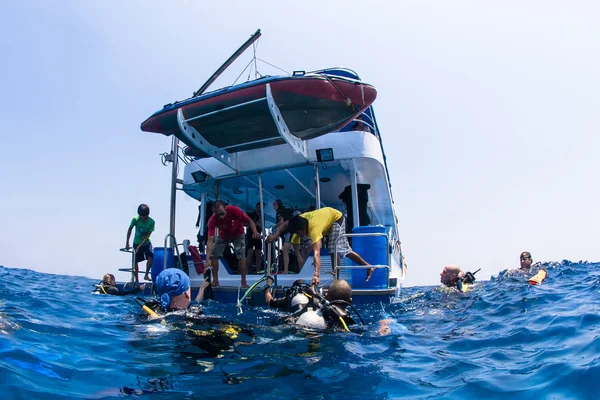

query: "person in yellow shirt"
xmin=288 ymin=207 xmax=374 ymax=286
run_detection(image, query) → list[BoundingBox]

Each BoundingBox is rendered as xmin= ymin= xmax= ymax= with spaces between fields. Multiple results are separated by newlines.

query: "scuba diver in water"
xmin=439 ymin=265 xmax=479 ymax=292
xmin=95 ymin=273 xmax=146 ymax=296
xmin=264 ymin=278 xmax=363 ymax=332
xmin=136 ymin=268 xmax=255 ymax=357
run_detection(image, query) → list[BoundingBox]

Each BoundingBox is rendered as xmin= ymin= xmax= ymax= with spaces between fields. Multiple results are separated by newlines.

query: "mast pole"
xmin=193 ymin=29 xmax=262 ymax=97
xmin=169 ymin=135 xmax=178 ymax=249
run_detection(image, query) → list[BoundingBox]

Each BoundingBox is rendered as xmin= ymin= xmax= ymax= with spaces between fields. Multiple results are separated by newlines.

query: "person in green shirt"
xmin=125 ymin=204 xmax=155 ymax=282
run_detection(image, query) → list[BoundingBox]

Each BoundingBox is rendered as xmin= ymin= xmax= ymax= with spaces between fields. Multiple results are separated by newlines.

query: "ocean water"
xmin=0 ymin=261 xmax=598 ymax=400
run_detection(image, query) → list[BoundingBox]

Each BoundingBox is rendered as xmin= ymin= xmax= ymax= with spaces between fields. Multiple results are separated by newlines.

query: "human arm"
xmin=245 ymin=215 xmax=261 ymax=239
xmin=125 ymin=226 xmax=134 ymax=249
xmin=311 ymin=240 xmax=322 ymax=285
xmin=195 ymin=279 xmax=211 ymax=301
xmin=106 ymin=284 xmax=145 ymax=296
xmin=205 ymin=235 xmax=215 ymax=260
xmin=264 ymin=280 xmax=291 ymax=309
xmin=266 ymin=220 xmax=289 ymax=243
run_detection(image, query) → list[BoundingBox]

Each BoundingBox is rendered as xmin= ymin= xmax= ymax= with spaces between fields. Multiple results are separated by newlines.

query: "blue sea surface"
xmin=0 ymin=261 xmax=599 ymax=399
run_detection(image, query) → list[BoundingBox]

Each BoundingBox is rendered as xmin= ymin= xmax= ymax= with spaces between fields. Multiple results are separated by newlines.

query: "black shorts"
xmin=247 ymin=236 xmax=263 ymax=250
xmin=134 ymin=243 xmax=153 ymax=263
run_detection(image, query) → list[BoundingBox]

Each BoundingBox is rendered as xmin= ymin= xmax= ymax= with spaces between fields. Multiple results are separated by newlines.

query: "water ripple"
xmin=0 ymin=262 xmax=599 ymax=399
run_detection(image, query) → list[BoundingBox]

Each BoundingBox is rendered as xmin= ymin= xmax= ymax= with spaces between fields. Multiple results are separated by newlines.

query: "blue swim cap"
xmin=155 ymin=269 xmax=190 ymax=309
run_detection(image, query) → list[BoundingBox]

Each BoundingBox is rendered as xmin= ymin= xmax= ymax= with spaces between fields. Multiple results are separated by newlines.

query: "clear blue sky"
xmin=1 ymin=1 xmax=599 ymax=287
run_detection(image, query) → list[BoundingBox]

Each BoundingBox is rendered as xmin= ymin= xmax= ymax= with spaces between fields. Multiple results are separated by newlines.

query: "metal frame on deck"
xmin=176 ymin=83 xmax=310 ymax=173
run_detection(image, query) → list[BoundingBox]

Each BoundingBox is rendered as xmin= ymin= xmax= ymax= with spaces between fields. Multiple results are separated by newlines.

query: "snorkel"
xmin=135 ymin=297 xmax=160 ymax=319
xmin=456 ymin=269 xmax=480 ymax=292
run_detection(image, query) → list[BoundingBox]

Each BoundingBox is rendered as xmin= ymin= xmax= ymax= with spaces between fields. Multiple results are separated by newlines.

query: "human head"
xmin=326 ymin=279 xmax=352 ymax=304
xmin=255 ymin=202 xmax=264 ymax=212
xmin=520 ymin=252 xmax=533 ymax=269
xmin=212 ymin=201 xmax=227 ymax=219
xmin=155 ymin=269 xmax=191 ymax=310
xmin=137 ymin=204 xmax=150 ymax=220
xmin=102 ymin=273 xmax=116 ymax=286
xmin=273 ymin=199 xmax=283 ymax=211
xmin=440 ymin=264 xmax=462 ymax=286
xmin=287 ymin=215 xmax=309 ymax=237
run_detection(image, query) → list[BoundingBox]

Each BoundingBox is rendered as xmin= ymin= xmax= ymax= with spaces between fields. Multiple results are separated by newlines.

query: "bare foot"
xmin=144 ymin=275 xmax=151 ymax=282
xmin=212 ymin=281 xmax=220 ymax=288
xmin=240 ymin=283 xmax=249 ymax=289
xmin=365 ymin=268 xmax=375 ymax=282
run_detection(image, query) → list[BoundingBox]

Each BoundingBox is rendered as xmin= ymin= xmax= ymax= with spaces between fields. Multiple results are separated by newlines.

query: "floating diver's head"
xmin=520 ymin=251 xmax=533 ymax=269
xmin=326 ymin=279 xmax=352 ymax=304
xmin=156 ymin=269 xmax=191 ymax=310
xmin=440 ymin=264 xmax=462 ymax=286
xmin=102 ymin=273 xmax=116 ymax=287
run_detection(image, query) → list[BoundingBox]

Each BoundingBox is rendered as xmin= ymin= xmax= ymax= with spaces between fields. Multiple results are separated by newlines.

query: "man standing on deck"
xmin=205 ymin=201 xmax=261 ymax=288
xmin=287 ymin=207 xmax=374 ymax=286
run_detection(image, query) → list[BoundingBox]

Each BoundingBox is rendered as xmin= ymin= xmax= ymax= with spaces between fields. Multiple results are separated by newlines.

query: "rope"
xmin=256 ymin=58 xmax=290 ymax=75
xmin=231 ymin=57 xmax=255 ymax=86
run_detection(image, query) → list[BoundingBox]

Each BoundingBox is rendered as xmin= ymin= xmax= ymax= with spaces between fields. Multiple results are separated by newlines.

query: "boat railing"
xmin=118 ymin=247 xmax=137 ymax=283
xmin=332 ymin=232 xmax=390 ymax=288
xmin=349 ymin=118 xmax=376 ymax=133
xmin=163 ymin=234 xmax=182 ymax=272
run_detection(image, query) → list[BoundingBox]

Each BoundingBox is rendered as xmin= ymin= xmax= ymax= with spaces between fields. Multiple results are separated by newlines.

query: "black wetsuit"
xmin=97 ymin=285 xmax=141 ymax=296
xmin=142 ymin=301 xmax=255 ymax=357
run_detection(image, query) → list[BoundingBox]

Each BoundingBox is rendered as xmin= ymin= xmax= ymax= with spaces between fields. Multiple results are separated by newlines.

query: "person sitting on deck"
xmin=351 ymin=116 xmax=372 ymax=133
xmin=95 ymin=273 xmax=145 ymax=296
xmin=246 ymin=202 xmax=264 ymax=274
xmin=205 ymin=201 xmax=261 ymax=288
xmin=264 ymin=278 xmax=359 ymax=331
xmin=266 ymin=199 xmax=301 ymax=274
xmin=286 ymin=207 xmax=374 ymax=286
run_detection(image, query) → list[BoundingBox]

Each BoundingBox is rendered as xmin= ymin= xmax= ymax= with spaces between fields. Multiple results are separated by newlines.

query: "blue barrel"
xmin=151 ymin=247 xmax=175 ymax=283
xmin=350 ymin=226 xmax=388 ymax=288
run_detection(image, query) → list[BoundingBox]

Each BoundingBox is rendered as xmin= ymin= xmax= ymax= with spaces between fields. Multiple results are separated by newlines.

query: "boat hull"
xmin=141 ymin=75 xmax=377 ymax=156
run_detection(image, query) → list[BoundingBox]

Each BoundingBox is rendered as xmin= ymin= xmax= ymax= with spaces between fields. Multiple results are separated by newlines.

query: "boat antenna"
xmin=193 ymin=29 xmax=262 ymax=97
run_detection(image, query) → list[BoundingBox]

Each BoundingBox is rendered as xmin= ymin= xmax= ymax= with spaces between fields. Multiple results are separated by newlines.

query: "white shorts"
xmin=328 ymin=217 xmax=351 ymax=257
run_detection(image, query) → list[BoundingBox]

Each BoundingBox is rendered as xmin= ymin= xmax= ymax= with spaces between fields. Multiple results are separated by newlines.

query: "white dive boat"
xmin=131 ymin=31 xmax=406 ymax=305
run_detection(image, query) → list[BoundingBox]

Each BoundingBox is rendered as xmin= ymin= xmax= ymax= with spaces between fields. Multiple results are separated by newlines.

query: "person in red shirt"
xmin=205 ymin=201 xmax=261 ymax=288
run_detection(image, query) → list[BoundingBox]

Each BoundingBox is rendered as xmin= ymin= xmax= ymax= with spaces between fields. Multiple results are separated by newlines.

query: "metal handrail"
xmin=119 ymin=247 xmax=136 ymax=282
xmin=163 ymin=234 xmax=182 ymax=272
xmin=332 ymin=232 xmax=390 ymax=286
